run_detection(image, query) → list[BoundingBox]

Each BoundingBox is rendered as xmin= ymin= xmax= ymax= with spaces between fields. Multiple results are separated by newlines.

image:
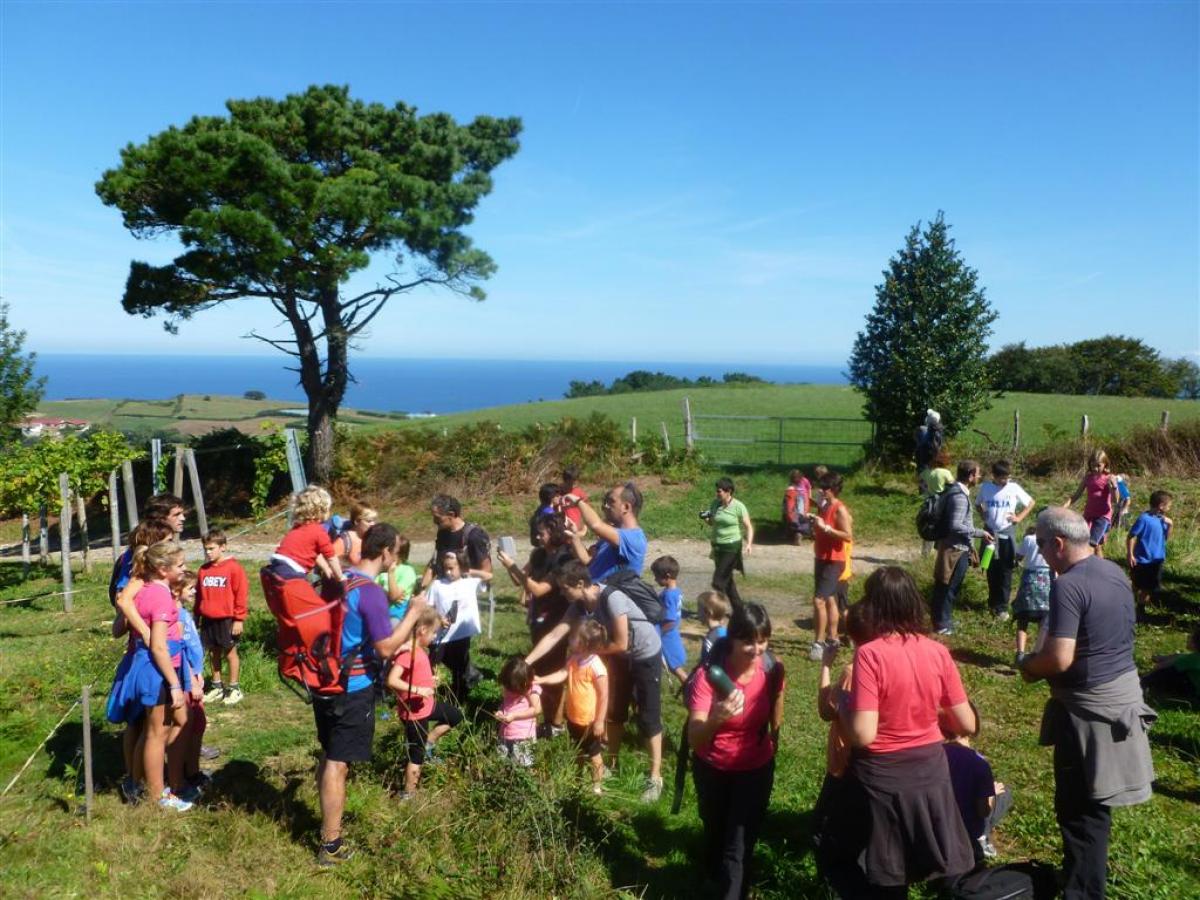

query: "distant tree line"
xmin=989 ymin=336 xmax=1200 ymax=399
xmin=565 ymin=370 xmax=768 ymax=398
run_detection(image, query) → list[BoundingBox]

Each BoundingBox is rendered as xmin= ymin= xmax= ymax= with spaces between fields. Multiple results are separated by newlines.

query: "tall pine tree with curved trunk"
xmin=96 ymin=85 xmax=521 ymax=482
xmin=848 ymin=212 xmax=996 ymax=461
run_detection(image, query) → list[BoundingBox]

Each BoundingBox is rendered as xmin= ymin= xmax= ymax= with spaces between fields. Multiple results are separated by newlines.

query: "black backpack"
xmin=942 ymin=862 xmax=1060 ymax=900
xmin=917 ymin=487 xmax=952 ymax=541
xmin=598 ymin=568 xmax=665 ymax=625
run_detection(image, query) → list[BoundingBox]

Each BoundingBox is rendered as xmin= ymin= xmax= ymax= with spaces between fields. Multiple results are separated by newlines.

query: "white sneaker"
xmin=203 ymin=685 xmax=226 ymax=704
xmin=640 ymin=777 xmax=663 ymax=804
xmin=158 ymin=788 xmax=193 ymax=812
xmin=808 ymin=642 xmax=825 ymax=662
xmin=222 ymin=687 xmax=244 ymax=706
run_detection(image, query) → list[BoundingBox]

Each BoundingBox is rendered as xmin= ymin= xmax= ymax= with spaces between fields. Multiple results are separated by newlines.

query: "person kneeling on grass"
xmin=536 ymin=620 xmax=610 ymax=794
xmin=388 ymin=607 xmax=464 ymax=800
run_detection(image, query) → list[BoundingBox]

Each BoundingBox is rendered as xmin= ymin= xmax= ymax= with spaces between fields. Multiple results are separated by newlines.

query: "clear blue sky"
xmin=2 ymin=1 xmax=1197 ymax=366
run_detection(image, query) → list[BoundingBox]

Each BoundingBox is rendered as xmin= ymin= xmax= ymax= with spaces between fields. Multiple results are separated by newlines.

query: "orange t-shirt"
xmin=814 ymin=499 xmax=847 ymax=562
xmin=565 ymin=653 xmax=607 ymax=726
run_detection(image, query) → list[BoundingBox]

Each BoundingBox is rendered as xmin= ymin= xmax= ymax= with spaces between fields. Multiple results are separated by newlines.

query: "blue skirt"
xmin=106 ymin=640 xmax=186 ymax=725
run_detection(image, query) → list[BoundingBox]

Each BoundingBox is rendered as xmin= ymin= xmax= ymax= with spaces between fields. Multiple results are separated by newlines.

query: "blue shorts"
xmin=1087 ymin=517 xmax=1111 ymax=547
xmin=660 ymin=624 xmax=687 ymax=670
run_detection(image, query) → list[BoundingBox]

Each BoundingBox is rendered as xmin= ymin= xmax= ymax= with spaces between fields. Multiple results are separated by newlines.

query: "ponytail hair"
xmin=132 ymin=540 xmax=185 ymax=580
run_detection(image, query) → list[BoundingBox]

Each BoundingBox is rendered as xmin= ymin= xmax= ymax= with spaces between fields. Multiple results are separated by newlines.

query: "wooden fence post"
xmin=683 ymin=397 xmax=694 ymax=450
xmin=631 ymin=417 xmax=637 ymax=443
xmin=150 ymin=438 xmax=163 ymax=493
xmin=1012 ymin=409 xmax=1020 ymax=452
xmin=108 ymin=471 xmax=121 ymax=563
xmin=21 ymin=513 xmax=31 ymax=578
xmin=173 ymin=446 xmax=185 ymax=498
xmin=121 ymin=460 xmax=138 ymax=531
xmin=184 ymin=449 xmax=208 ymax=537
xmin=1160 ymin=410 xmax=1170 ymax=433
xmin=39 ymin=505 xmax=49 ymax=565
xmin=75 ymin=492 xmax=91 ymax=574
xmin=1080 ymin=415 xmax=1089 ymax=438
xmin=59 ymin=473 xmax=73 ymax=612
xmin=81 ymin=682 xmax=94 ymax=823
xmin=660 ymin=421 xmax=671 ymax=453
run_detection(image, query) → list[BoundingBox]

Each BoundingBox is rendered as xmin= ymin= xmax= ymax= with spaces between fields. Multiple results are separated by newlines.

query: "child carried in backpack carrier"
xmin=269 ymin=486 xmax=346 ymax=584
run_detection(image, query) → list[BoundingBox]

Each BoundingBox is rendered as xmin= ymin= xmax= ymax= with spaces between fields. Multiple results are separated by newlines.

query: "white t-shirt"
xmin=975 ymin=480 xmax=1033 ymax=537
xmin=1016 ymin=534 xmax=1049 ymax=571
xmin=429 ymin=576 xmax=483 ymax=643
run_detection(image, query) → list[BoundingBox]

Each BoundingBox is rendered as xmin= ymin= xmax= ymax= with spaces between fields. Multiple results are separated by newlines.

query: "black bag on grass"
xmin=943 ymin=861 xmax=1059 ymax=900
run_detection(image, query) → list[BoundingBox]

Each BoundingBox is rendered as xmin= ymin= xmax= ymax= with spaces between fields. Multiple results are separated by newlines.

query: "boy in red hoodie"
xmin=197 ymin=530 xmax=250 ymax=705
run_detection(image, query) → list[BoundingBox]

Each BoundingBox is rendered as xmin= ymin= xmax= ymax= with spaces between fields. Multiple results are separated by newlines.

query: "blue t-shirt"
xmin=944 ymin=742 xmax=995 ymax=840
xmin=179 ymin=606 xmax=205 ymax=676
xmin=1128 ymin=512 xmax=1169 ymax=564
xmin=588 ymin=527 xmax=647 ymax=581
xmin=341 ymin=571 xmax=394 ymax=693
xmin=659 ymin=586 xmax=683 ymax=625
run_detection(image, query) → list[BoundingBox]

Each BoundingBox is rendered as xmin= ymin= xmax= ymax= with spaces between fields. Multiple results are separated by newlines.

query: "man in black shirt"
xmin=422 ymin=494 xmax=492 ymax=588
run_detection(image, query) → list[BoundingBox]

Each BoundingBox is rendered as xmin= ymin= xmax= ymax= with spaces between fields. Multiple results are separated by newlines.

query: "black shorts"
xmin=606 ymin=654 xmax=663 ymax=738
xmin=200 ymin=616 xmax=238 ymax=651
xmin=1015 ymin=611 xmax=1048 ymax=631
xmin=1131 ymin=561 xmax=1163 ymax=594
xmin=567 ymin=720 xmax=604 ymax=758
xmin=402 ymin=702 xmax=463 ymax=765
xmin=836 ymin=578 xmax=850 ymax=614
xmin=312 ymin=688 xmax=376 ymax=764
xmin=814 ymin=559 xmax=845 ymax=599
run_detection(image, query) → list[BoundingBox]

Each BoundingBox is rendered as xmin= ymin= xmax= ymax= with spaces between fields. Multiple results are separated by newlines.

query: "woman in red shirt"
xmin=827 ymin=566 xmax=977 ymax=896
xmin=687 ymin=603 xmax=785 ymax=900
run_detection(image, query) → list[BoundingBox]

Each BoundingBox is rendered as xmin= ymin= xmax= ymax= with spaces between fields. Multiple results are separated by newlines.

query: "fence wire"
xmin=691 ymin=415 xmax=872 ymax=467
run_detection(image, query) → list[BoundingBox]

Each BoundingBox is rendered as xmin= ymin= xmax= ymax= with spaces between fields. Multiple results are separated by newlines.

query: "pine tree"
xmin=0 ymin=302 xmax=46 ymax=444
xmin=848 ymin=212 xmax=996 ymax=460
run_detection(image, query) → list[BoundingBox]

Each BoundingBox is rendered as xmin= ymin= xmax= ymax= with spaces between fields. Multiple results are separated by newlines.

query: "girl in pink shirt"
xmin=494 ymin=656 xmax=542 ymax=767
xmin=1066 ymin=449 xmax=1119 ymax=556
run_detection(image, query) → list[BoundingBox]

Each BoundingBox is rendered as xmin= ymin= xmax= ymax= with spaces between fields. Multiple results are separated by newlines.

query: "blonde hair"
xmin=350 ymin=501 xmax=378 ymax=527
xmin=294 ymin=485 xmax=333 ymax=524
xmin=697 ymin=590 xmax=732 ymax=623
xmin=132 ymin=540 xmax=185 ymax=580
xmin=413 ymin=607 xmax=442 ymax=634
xmin=1087 ymin=450 xmax=1110 ymax=474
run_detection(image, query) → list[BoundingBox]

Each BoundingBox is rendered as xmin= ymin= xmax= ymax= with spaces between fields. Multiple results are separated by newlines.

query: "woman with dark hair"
xmin=497 ymin=513 xmax=574 ymax=732
xmin=824 ymin=566 xmax=976 ymax=898
xmin=810 ymin=471 xmax=853 ymax=661
xmin=702 ymin=477 xmax=754 ymax=610
xmin=687 ymin=602 xmax=785 ymax=899
xmin=529 ymin=483 xmax=563 ymax=544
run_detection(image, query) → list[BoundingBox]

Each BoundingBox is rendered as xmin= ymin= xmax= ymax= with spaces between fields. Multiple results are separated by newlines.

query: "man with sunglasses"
xmin=1020 ymin=507 xmax=1154 ymax=899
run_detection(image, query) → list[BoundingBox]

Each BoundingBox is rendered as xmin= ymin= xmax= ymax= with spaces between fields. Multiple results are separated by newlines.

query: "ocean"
xmin=34 ymin=354 xmax=847 ymax=414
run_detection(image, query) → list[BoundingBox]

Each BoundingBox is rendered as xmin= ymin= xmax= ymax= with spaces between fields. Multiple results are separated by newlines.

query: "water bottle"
xmin=980 ymin=543 xmax=995 ymax=570
xmin=707 ymin=664 xmax=737 ymax=699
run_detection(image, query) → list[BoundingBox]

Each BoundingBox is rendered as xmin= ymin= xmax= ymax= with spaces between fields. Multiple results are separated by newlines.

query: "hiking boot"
xmin=1014 ymin=651 xmax=1028 ymax=667
xmin=222 ymin=687 xmax=244 ymax=706
xmin=158 ymin=788 xmax=193 ymax=812
xmin=317 ymin=840 xmax=355 ymax=867
xmin=808 ymin=642 xmax=825 ymax=662
xmin=640 ymin=776 xmax=664 ymax=804
xmin=203 ymin=684 xmax=226 ymax=704
xmin=119 ymin=776 xmax=144 ymax=805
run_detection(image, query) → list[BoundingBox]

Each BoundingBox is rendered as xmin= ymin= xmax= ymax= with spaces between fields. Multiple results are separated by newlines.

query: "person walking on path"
xmin=974 ymin=460 xmax=1034 ymax=621
xmin=702 ymin=477 xmax=754 ymax=611
xmin=1019 ymin=507 xmax=1155 ymax=899
xmin=931 ymin=460 xmax=993 ymax=636
xmin=810 ymin=472 xmax=853 ymax=660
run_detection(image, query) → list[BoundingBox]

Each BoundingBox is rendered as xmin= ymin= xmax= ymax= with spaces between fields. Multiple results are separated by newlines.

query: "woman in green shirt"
xmin=702 ymin=477 xmax=754 ymax=609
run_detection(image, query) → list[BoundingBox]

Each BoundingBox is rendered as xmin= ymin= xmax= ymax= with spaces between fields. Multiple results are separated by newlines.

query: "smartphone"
xmin=498 ymin=535 xmax=517 ymax=558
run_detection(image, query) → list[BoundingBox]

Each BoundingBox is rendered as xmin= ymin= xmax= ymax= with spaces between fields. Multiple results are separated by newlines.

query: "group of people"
xmin=100 ymin=443 xmax=1183 ymax=900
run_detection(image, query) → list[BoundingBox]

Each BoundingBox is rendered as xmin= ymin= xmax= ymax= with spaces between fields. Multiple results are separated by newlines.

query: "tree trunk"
xmin=308 ymin=400 xmax=337 ymax=484
xmin=294 ymin=287 xmax=350 ymax=485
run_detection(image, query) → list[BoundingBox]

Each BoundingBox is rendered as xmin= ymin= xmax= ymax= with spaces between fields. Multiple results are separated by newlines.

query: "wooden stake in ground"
xmin=81 ymin=682 xmax=94 ymax=823
xmin=59 ymin=473 xmax=73 ymax=613
xmin=185 ymin=448 xmax=208 ymax=536
xmin=121 ymin=460 xmax=138 ymax=532
xmin=108 ymin=470 xmax=121 ymax=563
xmin=660 ymin=421 xmax=671 ymax=453
xmin=173 ymin=445 xmax=185 ymax=498
xmin=21 ymin=513 xmax=31 ymax=578
xmin=683 ymin=397 xmax=694 ymax=450
xmin=75 ymin=491 xmax=91 ymax=574
xmin=39 ymin=505 xmax=49 ymax=565
xmin=1012 ymin=409 xmax=1020 ymax=453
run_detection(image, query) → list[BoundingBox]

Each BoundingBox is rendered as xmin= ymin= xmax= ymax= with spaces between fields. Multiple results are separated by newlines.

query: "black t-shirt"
xmin=1046 ymin=555 xmax=1137 ymax=690
xmin=528 ymin=544 xmax=573 ymax=633
xmin=434 ymin=522 xmax=491 ymax=571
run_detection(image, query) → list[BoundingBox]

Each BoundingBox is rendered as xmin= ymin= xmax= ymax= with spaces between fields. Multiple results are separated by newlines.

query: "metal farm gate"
xmin=689 ymin=413 xmax=873 ymax=467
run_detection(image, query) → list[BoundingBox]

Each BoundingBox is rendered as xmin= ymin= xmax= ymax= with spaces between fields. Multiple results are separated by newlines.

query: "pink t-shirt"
xmin=1082 ymin=472 xmax=1114 ymax=523
xmin=687 ymin=660 xmax=780 ymax=772
xmin=135 ymin=581 xmax=181 ymax=667
xmin=499 ymin=684 xmax=542 ymax=741
xmin=851 ymin=633 xmax=967 ymax=754
xmin=393 ymin=647 xmax=435 ymax=721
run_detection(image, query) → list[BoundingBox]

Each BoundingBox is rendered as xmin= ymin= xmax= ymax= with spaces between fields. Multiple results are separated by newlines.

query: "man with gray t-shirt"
xmin=526 ymin=560 xmax=664 ymax=804
xmin=1020 ymin=508 xmax=1154 ymax=899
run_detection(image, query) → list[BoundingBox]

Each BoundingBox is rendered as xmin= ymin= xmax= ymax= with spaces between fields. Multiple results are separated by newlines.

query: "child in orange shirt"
xmin=536 ymin=620 xmax=609 ymax=794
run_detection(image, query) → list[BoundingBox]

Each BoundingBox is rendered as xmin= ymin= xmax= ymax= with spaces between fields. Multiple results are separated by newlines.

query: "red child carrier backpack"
xmin=260 ymin=569 xmax=375 ymax=701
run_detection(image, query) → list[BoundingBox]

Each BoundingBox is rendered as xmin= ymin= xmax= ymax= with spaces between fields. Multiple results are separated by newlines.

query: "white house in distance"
xmin=20 ymin=417 xmax=90 ymax=438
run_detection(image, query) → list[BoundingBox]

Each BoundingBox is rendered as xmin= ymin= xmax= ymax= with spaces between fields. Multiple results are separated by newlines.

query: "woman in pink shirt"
xmin=687 ymin=603 xmax=785 ymax=900
xmin=1065 ymin=449 xmax=1119 ymax=556
xmin=827 ymin=567 xmax=977 ymax=895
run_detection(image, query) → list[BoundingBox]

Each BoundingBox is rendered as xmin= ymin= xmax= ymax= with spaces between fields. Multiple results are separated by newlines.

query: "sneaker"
xmin=316 ymin=840 xmax=355 ymax=867
xmin=808 ymin=642 xmax=825 ymax=662
xmin=549 ymin=724 xmax=566 ymax=739
xmin=158 ymin=788 xmax=193 ymax=812
xmin=640 ymin=776 xmax=664 ymax=804
xmin=825 ymin=638 xmax=841 ymax=651
xmin=119 ymin=776 xmax=144 ymax=805
xmin=994 ymin=611 xmax=1011 ymax=623
xmin=199 ymin=745 xmax=221 ymax=760
xmin=935 ymin=627 xmax=954 ymax=636
xmin=980 ymin=837 xmax=999 ymax=859
xmin=203 ymin=685 xmax=226 ymax=704
xmin=222 ymin=687 xmax=244 ymax=706
xmin=592 ymin=783 xmax=604 ymax=796
xmin=1014 ymin=651 xmax=1028 ymax=667
xmin=396 ymin=791 xmax=414 ymax=803
xmin=176 ymin=783 xmax=203 ymax=804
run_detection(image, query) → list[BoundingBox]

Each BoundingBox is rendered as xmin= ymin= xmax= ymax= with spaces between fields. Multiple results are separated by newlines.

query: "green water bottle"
xmin=707 ymin=664 xmax=737 ymax=699
xmin=980 ymin=543 xmax=995 ymax=570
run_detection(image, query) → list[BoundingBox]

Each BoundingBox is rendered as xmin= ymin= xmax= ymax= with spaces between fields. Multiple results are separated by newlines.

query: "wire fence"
xmin=691 ymin=414 xmax=873 ymax=467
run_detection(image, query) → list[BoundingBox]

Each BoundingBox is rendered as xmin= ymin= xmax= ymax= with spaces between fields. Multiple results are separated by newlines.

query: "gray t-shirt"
xmin=568 ymin=587 xmax=662 ymax=661
xmin=1046 ymin=555 xmax=1137 ymax=690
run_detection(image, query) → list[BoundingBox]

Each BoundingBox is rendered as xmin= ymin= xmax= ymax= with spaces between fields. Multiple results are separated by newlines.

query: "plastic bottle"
xmin=980 ymin=543 xmax=995 ymax=570
xmin=707 ymin=664 xmax=737 ymax=699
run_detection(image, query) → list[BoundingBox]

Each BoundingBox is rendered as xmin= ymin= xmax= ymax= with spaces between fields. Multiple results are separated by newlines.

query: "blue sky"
xmin=2 ymin=1 xmax=1197 ymax=366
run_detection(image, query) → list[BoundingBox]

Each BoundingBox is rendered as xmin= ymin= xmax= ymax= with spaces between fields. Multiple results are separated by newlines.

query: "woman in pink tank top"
xmin=1065 ymin=449 xmax=1118 ymax=556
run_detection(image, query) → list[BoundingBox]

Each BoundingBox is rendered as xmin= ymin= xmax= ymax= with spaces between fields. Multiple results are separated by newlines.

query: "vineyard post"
xmin=173 ymin=446 xmax=185 ymax=497
xmin=59 ymin=473 xmax=73 ymax=612
xmin=1080 ymin=415 xmax=1089 ymax=439
xmin=39 ymin=505 xmax=49 ymax=564
xmin=1012 ymin=409 xmax=1020 ymax=452
xmin=184 ymin=449 xmax=208 ymax=537
xmin=121 ymin=460 xmax=138 ymax=531
xmin=108 ymin=471 xmax=121 ymax=562
xmin=75 ymin=491 xmax=90 ymax=573
xmin=660 ymin=421 xmax=671 ymax=453
xmin=150 ymin=438 xmax=163 ymax=493
xmin=631 ymin=417 xmax=637 ymax=443
xmin=81 ymin=682 xmax=94 ymax=822
xmin=1160 ymin=410 xmax=1169 ymax=433
xmin=683 ymin=397 xmax=694 ymax=450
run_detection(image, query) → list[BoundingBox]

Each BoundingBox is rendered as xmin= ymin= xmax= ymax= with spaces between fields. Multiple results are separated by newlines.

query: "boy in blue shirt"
xmin=651 ymin=555 xmax=688 ymax=686
xmin=1127 ymin=490 xmax=1173 ymax=617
